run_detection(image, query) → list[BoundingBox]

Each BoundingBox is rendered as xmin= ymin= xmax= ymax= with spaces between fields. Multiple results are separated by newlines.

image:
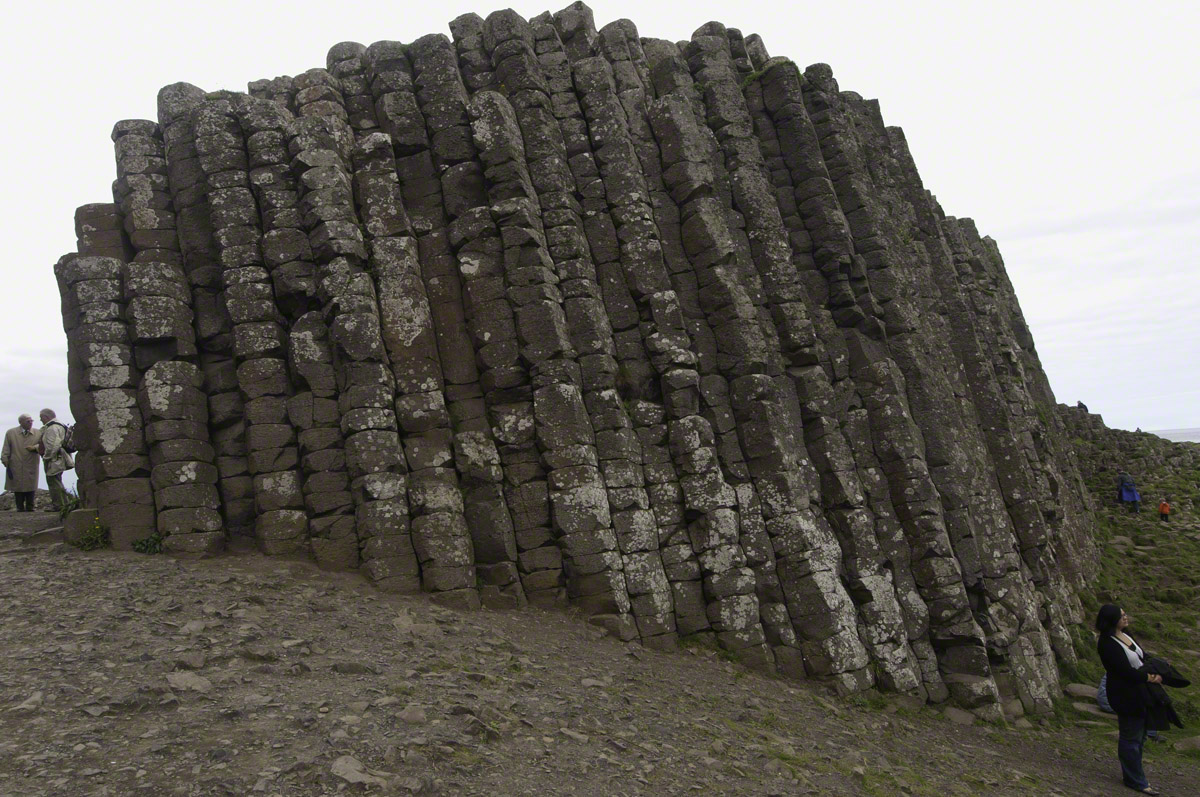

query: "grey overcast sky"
xmin=1 ymin=0 xmax=1196 ymax=475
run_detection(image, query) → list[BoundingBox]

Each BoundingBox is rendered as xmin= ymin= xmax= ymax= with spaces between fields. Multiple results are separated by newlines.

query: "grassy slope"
xmin=1053 ymin=426 xmax=1200 ymax=760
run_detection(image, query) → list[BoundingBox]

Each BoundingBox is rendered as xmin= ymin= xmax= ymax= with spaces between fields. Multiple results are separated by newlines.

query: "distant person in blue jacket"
xmin=1117 ymin=472 xmax=1141 ymax=513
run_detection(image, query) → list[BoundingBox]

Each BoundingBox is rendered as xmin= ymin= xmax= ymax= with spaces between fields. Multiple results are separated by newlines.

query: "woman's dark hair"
xmin=1096 ymin=603 xmax=1123 ymax=635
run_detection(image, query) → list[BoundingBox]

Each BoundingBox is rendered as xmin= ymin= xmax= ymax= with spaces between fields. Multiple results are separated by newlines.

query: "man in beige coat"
xmin=2 ymin=414 xmax=41 ymax=511
xmin=37 ymin=409 xmax=73 ymax=512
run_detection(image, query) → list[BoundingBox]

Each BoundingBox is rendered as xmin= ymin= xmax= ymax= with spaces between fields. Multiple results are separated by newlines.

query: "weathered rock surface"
xmin=56 ymin=4 xmax=1098 ymax=712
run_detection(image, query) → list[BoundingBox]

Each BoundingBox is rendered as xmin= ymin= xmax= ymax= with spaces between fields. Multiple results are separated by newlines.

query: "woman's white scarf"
xmin=1117 ymin=635 xmax=1145 ymax=670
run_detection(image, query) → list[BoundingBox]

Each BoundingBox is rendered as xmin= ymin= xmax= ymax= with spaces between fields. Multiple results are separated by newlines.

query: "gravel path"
xmin=1 ymin=512 xmax=1196 ymax=796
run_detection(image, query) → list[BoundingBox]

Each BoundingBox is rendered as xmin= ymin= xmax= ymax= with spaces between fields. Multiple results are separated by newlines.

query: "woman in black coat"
xmin=1096 ymin=604 xmax=1164 ymax=795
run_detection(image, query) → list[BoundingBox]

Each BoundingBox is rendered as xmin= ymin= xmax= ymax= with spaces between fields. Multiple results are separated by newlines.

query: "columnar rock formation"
xmin=56 ymin=3 xmax=1099 ymax=716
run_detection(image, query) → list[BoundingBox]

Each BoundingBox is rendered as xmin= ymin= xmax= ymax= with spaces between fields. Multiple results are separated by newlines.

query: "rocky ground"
xmin=2 ymin=510 xmax=1198 ymax=797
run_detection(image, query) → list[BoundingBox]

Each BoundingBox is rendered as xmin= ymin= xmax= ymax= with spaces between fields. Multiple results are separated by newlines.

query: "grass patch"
xmin=845 ymin=690 xmax=889 ymax=712
xmin=70 ymin=513 xmax=110 ymax=552
xmin=132 ymin=532 xmax=164 ymax=554
xmin=58 ymin=489 xmax=81 ymax=520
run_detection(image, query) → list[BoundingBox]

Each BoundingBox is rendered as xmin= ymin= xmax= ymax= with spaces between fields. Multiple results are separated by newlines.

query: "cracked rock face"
xmin=55 ymin=3 xmax=1096 ymax=713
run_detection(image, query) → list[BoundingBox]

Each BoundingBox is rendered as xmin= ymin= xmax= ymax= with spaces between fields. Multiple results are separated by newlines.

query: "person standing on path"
xmin=35 ymin=409 xmax=72 ymax=512
xmin=1097 ymin=604 xmax=1163 ymax=795
xmin=2 ymin=414 xmax=41 ymax=511
xmin=1158 ymin=500 xmax=1170 ymax=523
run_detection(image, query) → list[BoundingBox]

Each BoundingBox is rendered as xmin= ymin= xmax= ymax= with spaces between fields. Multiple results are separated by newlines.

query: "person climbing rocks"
xmin=1077 ymin=400 xmax=1089 ymax=412
xmin=1158 ymin=499 xmax=1170 ymax=523
xmin=1117 ymin=472 xmax=1141 ymax=513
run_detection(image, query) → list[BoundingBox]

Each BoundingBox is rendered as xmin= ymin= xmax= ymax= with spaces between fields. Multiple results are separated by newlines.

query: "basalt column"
xmin=523 ymin=15 xmax=679 ymax=645
xmin=686 ymin=33 xmax=920 ymax=690
xmin=157 ymin=85 xmax=257 ymax=540
xmin=533 ymin=18 xmax=706 ymax=645
xmin=845 ymin=94 xmax=1063 ymax=712
xmin=189 ymin=95 xmax=310 ymax=555
xmin=745 ymin=55 xmax=927 ymax=695
xmin=109 ymin=120 xmax=224 ymax=553
xmin=286 ymin=105 xmax=419 ymax=592
xmin=308 ymin=56 xmax=479 ymax=601
xmin=468 ymin=85 xmax=635 ymax=630
xmin=237 ymin=95 xmax=358 ymax=569
xmin=396 ymin=35 xmax=533 ymax=609
xmin=483 ymin=10 xmax=682 ymax=640
xmin=75 ymin=203 xmax=132 ymax=262
xmin=124 ymin=258 xmax=223 ymax=552
xmin=55 ymin=254 xmax=156 ymax=547
xmin=752 ymin=57 xmax=969 ymax=704
xmin=57 ymin=4 xmax=1104 ymax=709
xmin=646 ymin=40 xmax=877 ymax=687
xmin=69 ymin=202 xmax=131 ymax=504
xmin=596 ymin=23 xmax=781 ymax=657
xmin=846 ymin=110 xmax=1068 ymax=712
xmin=562 ymin=39 xmax=770 ymax=662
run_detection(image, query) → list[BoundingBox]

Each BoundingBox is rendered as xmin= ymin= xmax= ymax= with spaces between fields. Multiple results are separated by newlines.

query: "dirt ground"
xmin=2 ymin=510 xmax=1198 ymax=796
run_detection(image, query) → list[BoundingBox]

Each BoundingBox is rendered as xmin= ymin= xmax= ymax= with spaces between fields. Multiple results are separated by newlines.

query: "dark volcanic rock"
xmin=55 ymin=4 xmax=1097 ymax=716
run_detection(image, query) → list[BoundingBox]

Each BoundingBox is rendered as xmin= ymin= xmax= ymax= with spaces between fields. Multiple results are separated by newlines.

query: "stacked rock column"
xmin=485 ymin=9 xmax=674 ymax=639
xmin=556 ymin=19 xmax=733 ymax=647
xmin=647 ymin=78 xmax=866 ymax=684
xmin=111 ymin=120 xmax=224 ymax=553
xmin=596 ymin=23 xmax=770 ymax=653
xmin=54 ymin=255 xmax=156 ymax=547
xmin=683 ymin=32 xmax=915 ymax=688
xmin=959 ymin=220 xmax=1095 ymax=590
xmin=112 ymin=121 xmax=180 ymax=272
xmin=352 ymin=130 xmax=479 ymax=606
xmin=285 ymin=98 xmax=422 ymax=594
xmin=520 ymin=16 xmax=679 ymax=645
xmin=561 ymin=47 xmax=769 ymax=663
xmin=755 ymin=57 xmax=971 ymax=703
xmin=638 ymin=39 xmax=811 ymax=675
xmin=123 ymin=257 xmax=224 ymax=552
xmin=191 ymin=96 xmax=308 ymax=554
xmin=362 ymin=38 xmax=525 ymax=606
xmin=854 ymin=114 xmax=1065 ymax=709
xmin=391 ymin=58 xmax=566 ymax=607
xmin=468 ymin=85 xmax=631 ymax=628
xmin=743 ymin=58 xmax=926 ymax=692
xmin=941 ymin=215 xmax=1083 ymax=671
xmin=238 ymin=94 xmax=360 ymax=568
xmin=157 ymin=85 xmax=257 ymax=539
xmin=755 ymin=59 xmax=942 ymax=699
xmin=449 ymin=14 xmax=497 ymax=94
xmin=70 ymin=203 xmax=131 ymax=504
xmin=878 ymin=109 xmax=1067 ymax=710
xmin=76 ymin=203 xmax=131 ymax=261
xmin=534 ymin=20 xmax=708 ymax=643
xmin=812 ymin=71 xmax=1068 ymax=716
xmin=404 ymin=36 xmax=515 ymax=607
xmin=288 ymin=310 xmax=357 ymax=568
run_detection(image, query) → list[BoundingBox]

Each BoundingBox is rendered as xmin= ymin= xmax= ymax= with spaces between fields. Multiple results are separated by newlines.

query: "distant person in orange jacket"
xmin=1159 ymin=500 xmax=1170 ymax=523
